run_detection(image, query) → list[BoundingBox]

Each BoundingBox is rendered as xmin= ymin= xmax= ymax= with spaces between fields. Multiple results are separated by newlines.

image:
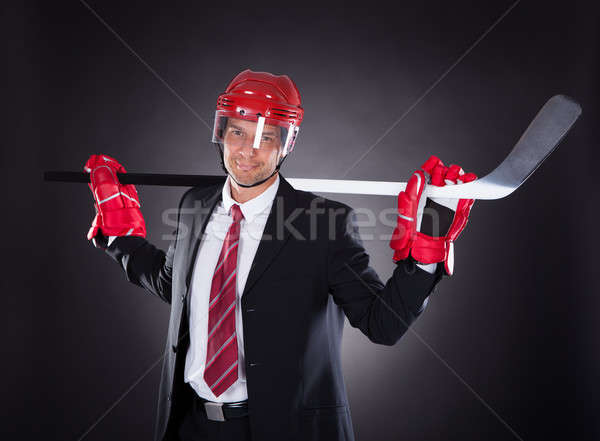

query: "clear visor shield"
xmin=212 ymin=112 xmax=300 ymax=156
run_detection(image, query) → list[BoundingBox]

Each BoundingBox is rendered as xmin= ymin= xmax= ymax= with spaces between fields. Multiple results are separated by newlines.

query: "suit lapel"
xmin=184 ymin=187 xmax=222 ymax=292
xmin=242 ymin=175 xmax=299 ymax=299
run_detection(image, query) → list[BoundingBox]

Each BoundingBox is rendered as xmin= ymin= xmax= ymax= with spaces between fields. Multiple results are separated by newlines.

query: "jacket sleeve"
xmin=104 ymin=233 xmax=175 ymax=305
xmin=327 ymin=207 xmax=445 ymax=346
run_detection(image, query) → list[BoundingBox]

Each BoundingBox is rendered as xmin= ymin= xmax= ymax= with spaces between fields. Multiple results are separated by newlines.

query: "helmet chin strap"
xmin=214 ymin=143 xmax=288 ymax=188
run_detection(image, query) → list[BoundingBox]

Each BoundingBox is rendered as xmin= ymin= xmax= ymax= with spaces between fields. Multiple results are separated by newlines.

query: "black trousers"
xmin=177 ymin=385 xmax=252 ymax=441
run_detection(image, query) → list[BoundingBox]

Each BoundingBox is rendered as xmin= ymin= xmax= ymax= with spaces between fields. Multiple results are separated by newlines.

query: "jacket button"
xmin=167 ymin=393 xmax=172 ymax=402
xmin=181 ymin=294 xmax=186 ymax=302
xmin=246 ymin=308 xmax=256 ymax=313
xmin=249 ymin=362 xmax=260 ymax=367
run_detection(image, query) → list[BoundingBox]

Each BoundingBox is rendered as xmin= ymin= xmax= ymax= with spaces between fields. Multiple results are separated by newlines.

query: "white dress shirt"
xmin=183 ymin=174 xmax=280 ymax=402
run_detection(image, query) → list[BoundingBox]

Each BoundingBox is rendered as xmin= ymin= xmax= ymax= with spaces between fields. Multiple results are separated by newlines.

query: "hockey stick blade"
xmin=421 ymin=94 xmax=581 ymax=199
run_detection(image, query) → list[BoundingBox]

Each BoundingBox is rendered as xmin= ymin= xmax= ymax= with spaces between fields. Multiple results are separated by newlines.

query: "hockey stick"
xmin=43 ymin=95 xmax=581 ymax=200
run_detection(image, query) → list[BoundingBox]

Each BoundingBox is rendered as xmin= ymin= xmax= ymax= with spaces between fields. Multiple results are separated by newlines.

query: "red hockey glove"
xmin=389 ymin=155 xmax=477 ymax=275
xmin=83 ymin=154 xmax=146 ymax=248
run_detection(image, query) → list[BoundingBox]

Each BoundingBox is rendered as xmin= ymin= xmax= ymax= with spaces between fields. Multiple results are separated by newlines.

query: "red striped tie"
xmin=204 ymin=204 xmax=244 ymax=397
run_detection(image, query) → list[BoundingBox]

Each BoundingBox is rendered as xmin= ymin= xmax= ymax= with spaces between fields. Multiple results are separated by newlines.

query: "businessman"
xmin=84 ymin=69 xmax=477 ymax=441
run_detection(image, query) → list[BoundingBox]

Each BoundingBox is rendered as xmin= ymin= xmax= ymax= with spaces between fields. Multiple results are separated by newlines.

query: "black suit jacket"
xmin=104 ymin=174 xmax=445 ymax=441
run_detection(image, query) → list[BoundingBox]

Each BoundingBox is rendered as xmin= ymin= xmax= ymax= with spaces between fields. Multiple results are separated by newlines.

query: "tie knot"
xmin=230 ymin=204 xmax=244 ymax=223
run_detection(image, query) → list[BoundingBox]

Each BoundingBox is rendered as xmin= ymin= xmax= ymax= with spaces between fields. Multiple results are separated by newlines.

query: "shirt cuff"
xmin=108 ymin=236 xmax=117 ymax=247
xmin=416 ymin=262 xmax=437 ymax=274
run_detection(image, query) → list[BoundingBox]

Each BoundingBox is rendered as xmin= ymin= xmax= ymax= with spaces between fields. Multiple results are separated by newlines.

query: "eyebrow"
xmin=227 ymin=123 xmax=278 ymax=136
xmin=227 ymin=123 xmax=244 ymax=131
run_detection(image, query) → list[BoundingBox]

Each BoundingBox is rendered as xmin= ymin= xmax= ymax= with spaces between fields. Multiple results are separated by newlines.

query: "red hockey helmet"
xmin=212 ymin=69 xmax=304 ymax=156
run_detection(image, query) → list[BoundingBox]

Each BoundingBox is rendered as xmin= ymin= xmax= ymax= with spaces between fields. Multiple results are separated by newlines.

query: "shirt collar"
xmin=222 ymin=174 xmax=280 ymax=223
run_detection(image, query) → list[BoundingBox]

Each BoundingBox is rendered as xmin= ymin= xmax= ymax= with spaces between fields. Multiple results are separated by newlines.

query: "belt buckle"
xmin=204 ymin=401 xmax=225 ymax=422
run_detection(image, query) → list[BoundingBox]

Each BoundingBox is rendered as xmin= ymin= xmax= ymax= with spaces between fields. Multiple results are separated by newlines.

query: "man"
xmin=84 ymin=69 xmax=477 ymax=441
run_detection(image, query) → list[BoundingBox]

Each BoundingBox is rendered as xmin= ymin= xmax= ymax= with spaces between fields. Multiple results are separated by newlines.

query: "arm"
xmin=104 ymin=234 xmax=175 ymax=305
xmin=83 ymin=154 xmax=174 ymax=304
xmin=328 ymin=208 xmax=444 ymax=346
xmin=329 ymin=155 xmax=478 ymax=346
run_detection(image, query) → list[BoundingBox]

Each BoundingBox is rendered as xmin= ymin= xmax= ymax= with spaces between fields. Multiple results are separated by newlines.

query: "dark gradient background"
xmin=5 ymin=1 xmax=599 ymax=440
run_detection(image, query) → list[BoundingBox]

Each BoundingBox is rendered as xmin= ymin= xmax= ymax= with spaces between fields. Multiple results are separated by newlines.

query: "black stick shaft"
xmin=43 ymin=171 xmax=227 ymax=187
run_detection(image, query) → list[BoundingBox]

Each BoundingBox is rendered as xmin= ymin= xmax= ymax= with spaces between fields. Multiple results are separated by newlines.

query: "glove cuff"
xmin=411 ymin=233 xmax=454 ymax=276
xmin=101 ymin=207 xmax=147 ymax=237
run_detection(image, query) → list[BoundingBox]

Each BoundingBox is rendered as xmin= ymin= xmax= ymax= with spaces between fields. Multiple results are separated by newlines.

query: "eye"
xmin=232 ymin=130 xmax=242 ymax=136
xmin=261 ymin=136 xmax=273 ymax=142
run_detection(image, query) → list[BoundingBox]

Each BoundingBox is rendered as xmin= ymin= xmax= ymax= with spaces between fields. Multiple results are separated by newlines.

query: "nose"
xmin=237 ymin=141 xmax=257 ymax=157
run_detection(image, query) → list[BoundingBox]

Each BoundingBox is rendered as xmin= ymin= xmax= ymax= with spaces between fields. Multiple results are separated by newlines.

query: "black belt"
xmin=193 ymin=394 xmax=249 ymax=422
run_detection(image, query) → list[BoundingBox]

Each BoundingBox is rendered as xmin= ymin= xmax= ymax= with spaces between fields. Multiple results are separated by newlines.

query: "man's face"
xmin=222 ymin=117 xmax=284 ymax=186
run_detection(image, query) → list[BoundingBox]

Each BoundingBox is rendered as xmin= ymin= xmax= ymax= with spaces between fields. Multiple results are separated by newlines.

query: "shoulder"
xmin=277 ymin=175 xmax=355 ymax=222
xmin=291 ymin=187 xmax=356 ymax=236
xmin=292 ymin=186 xmax=353 ymax=214
xmin=178 ymin=184 xmax=222 ymax=209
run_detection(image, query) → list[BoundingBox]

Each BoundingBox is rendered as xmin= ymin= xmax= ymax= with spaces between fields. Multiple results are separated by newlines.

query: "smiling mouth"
xmin=235 ymin=161 xmax=258 ymax=171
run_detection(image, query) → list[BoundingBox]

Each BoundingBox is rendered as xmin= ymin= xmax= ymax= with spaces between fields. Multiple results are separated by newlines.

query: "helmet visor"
xmin=212 ymin=111 xmax=300 ymax=156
